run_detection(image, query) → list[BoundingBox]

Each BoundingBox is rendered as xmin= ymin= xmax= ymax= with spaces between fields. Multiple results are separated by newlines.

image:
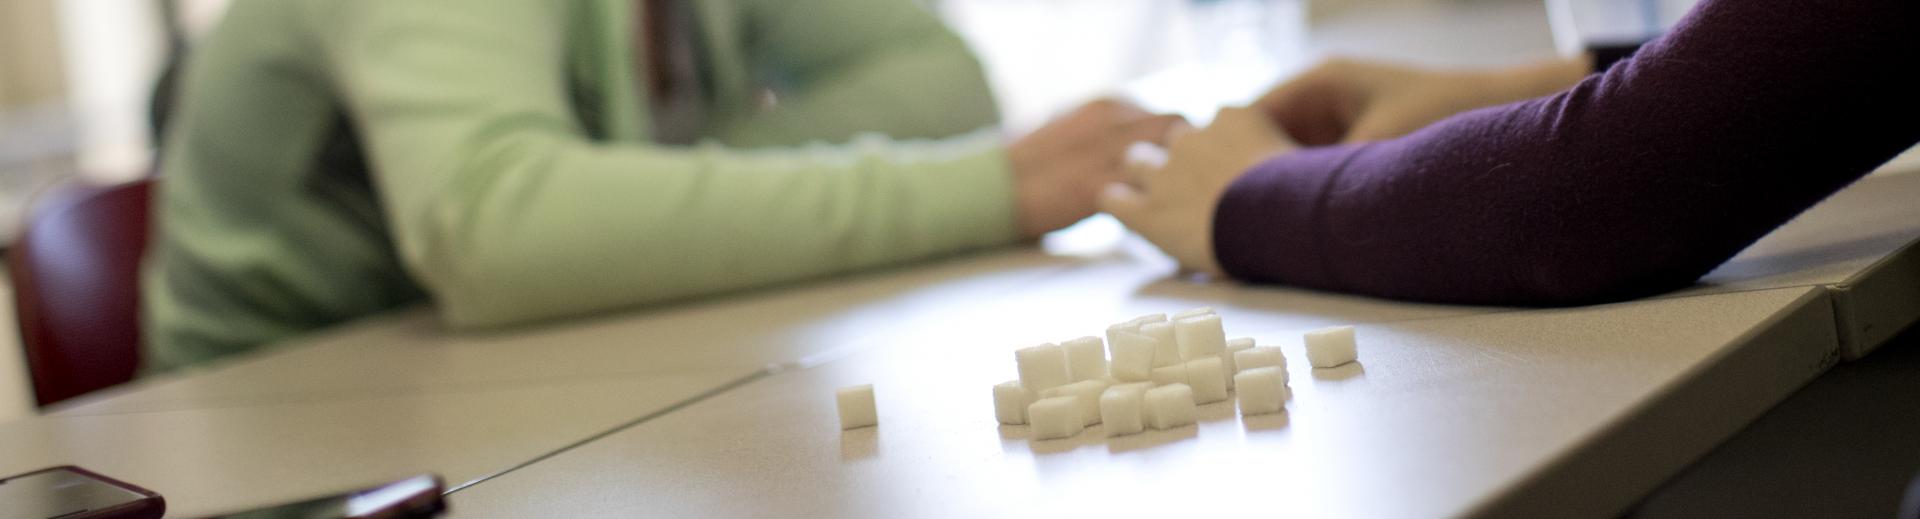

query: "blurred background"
xmin=0 ymin=0 xmax=1693 ymax=420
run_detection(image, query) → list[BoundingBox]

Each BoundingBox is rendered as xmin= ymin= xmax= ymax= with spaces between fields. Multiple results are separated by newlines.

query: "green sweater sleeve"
xmin=322 ymin=0 xmax=1018 ymax=329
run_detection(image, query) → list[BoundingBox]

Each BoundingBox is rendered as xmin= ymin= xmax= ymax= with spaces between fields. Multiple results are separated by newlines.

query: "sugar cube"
xmin=1015 ymin=343 xmax=1072 ymax=392
xmin=1183 ymin=357 xmax=1229 ymax=404
xmin=1144 ymin=384 xmax=1198 ymax=430
xmin=837 ymin=384 xmax=877 ymax=430
xmin=1040 ymin=379 xmax=1110 ymax=426
xmin=1234 ymin=346 xmax=1286 ymax=373
xmin=1234 ymin=367 xmax=1287 ymax=415
xmin=1128 ymin=313 xmax=1169 ymax=326
xmin=1172 ymin=306 xmax=1216 ymax=320
xmin=1151 ymin=364 xmax=1188 ymax=387
xmin=1107 ymin=328 xmax=1157 ymax=382
xmin=1062 ymin=336 xmax=1109 ymax=382
xmin=992 ymin=380 xmax=1034 ymax=425
xmin=1175 ymin=314 xmax=1227 ymax=361
xmin=1304 ymin=326 xmax=1359 ymax=368
xmin=1100 ymin=382 xmax=1152 ymax=437
xmin=1226 ymin=337 xmax=1255 ymax=353
xmin=1028 ymin=396 xmax=1085 ymax=440
xmin=1140 ymin=321 xmax=1181 ymax=367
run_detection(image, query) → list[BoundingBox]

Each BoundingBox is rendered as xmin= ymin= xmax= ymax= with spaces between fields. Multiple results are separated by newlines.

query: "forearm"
xmin=404 ymin=130 xmax=1018 ymax=329
xmin=1214 ymin=0 xmax=1920 ymax=305
xmin=328 ymin=0 xmax=1020 ymax=329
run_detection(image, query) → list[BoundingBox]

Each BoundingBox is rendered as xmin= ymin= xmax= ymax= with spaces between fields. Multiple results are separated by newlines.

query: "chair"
xmin=10 ymin=178 xmax=154 ymax=407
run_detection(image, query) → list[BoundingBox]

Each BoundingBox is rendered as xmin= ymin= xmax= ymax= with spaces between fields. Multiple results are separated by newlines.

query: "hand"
xmin=1256 ymin=56 xmax=1590 ymax=145
xmin=1100 ymin=107 xmax=1295 ymax=276
xmin=1008 ymin=99 xmax=1186 ymax=239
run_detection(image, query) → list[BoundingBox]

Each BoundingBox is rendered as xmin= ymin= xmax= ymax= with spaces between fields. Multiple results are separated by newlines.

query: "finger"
xmin=1117 ymin=114 xmax=1188 ymax=147
xmin=1163 ymin=119 xmax=1198 ymax=148
xmin=1097 ymin=181 xmax=1149 ymax=223
xmin=1255 ymin=73 xmax=1353 ymax=146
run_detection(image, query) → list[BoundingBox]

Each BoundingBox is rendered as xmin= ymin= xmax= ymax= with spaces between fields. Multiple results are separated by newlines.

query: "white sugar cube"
xmin=1175 ymin=314 xmax=1227 ymax=361
xmin=1144 ymin=384 xmax=1198 ymax=430
xmin=1100 ymin=382 xmax=1152 ymax=437
xmin=1106 ymin=328 xmax=1157 ymax=382
xmin=837 ymin=384 xmax=877 ymax=430
xmin=1172 ymin=306 xmax=1216 ymax=320
xmin=1234 ymin=367 xmax=1287 ymax=415
xmin=1150 ymin=364 xmax=1188 ymax=386
xmin=1304 ymin=326 xmax=1359 ymax=368
xmin=1015 ymin=343 xmax=1072 ymax=392
xmin=1128 ymin=313 xmax=1169 ymax=326
xmin=1183 ymin=357 xmax=1229 ymax=404
xmin=1062 ymin=336 xmax=1109 ymax=382
xmin=992 ymin=380 xmax=1034 ymax=425
xmin=1234 ymin=346 xmax=1286 ymax=374
xmin=1140 ymin=321 xmax=1181 ymax=367
xmin=1226 ymin=337 xmax=1255 ymax=353
xmin=1028 ymin=396 xmax=1085 ymax=440
xmin=1039 ymin=379 xmax=1110 ymax=426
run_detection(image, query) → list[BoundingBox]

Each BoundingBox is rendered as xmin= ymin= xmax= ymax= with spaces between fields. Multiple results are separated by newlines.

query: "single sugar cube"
xmin=1015 ymin=343 xmax=1072 ymax=392
xmin=837 ymin=384 xmax=877 ymax=430
xmin=992 ymin=380 xmax=1034 ymax=425
xmin=1028 ymin=396 xmax=1085 ymax=440
xmin=1107 ymin=328 xmax=1157 ymax=382
xmin=1172 ymin=307 xmax=1216 ymax=320
xmin=1234 ymin=346 xmax=1287 ymax=374
xmin=1144 ymin=384 xmax=1198 ymax=430
xmin=1183 ymin=357 xmax=1229 ymax=404
xmin=1304 ymin=326 xmax=1359 ymax=368
xmin=1105 ymin=322 xmax=1133 ymax=351
xmin=1151 ymin=364 xmax=1188 ymax=387
xmin=1040 ymin=379 xmax=1110 ymax=426
xmin=1100 ymin=382 xmax=1152 ymax=437
xmin=1062 ymin=336 xmax=1109 ymax=382
xmin=1226 ymin=337 xmax=1255 ymax=353
xmin=1128 ymin=313 xmax=1169 ymax=326
xmin=1140 ymin=322 xmax=1181 ymax=367
xmin=1175 ymin=314 xmax=1228 ymax=361
xmin=1234 ymin=367 xmax=1287 ymax=415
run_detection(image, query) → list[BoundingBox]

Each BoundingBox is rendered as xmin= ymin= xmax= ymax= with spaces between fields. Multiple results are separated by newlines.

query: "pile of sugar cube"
xmin=988 ymin=308 xmax=1359 ymax=440
xmin=832 ymin=309 xmax=1360 ymax=433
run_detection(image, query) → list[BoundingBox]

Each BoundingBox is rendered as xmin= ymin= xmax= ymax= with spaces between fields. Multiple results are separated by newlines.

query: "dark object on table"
xmin=0 ymin=465 xmax=165 ymax=519
xmin=207 ymin=474 xmax=446 ymax=519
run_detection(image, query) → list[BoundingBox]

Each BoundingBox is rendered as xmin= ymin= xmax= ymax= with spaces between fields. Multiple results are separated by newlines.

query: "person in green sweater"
xmin=144 ymin=0 xmax=1179 ymax=371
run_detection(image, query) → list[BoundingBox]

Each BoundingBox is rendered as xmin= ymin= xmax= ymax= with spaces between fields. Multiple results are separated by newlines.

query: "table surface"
xmin=446 ymin=286 xmax=1831 ymax=519
xmin=12 ymin=0 xmax=1920 ymax=516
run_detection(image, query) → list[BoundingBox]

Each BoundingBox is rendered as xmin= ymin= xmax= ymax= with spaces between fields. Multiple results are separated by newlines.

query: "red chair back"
xmin=10 ymin=178 xmax=153 ymax=407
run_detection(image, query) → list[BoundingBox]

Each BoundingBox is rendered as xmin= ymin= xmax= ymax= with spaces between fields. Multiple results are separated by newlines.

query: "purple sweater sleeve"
xmin=1212 ymin=0 xmax=1920 ymax=306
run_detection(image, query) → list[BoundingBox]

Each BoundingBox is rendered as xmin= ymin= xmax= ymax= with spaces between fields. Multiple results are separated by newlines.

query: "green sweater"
xmin=144 ymin=0 xmax=1018 ymax=372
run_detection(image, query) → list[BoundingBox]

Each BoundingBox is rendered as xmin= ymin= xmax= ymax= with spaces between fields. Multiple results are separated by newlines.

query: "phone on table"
xmin=208 ymin=474 xmax=446 ymax=519
xmin=0 ymin=466 xmax=165 ymax=519
xmin=0 ymin=466 xmax=445 ymax=519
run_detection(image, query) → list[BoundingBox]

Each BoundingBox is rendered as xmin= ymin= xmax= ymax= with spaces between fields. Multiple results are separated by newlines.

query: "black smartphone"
xmin=207 ymin=474 xmax=446 ymax=519
xmin=0 ymin=466 xmax=165 ymax=519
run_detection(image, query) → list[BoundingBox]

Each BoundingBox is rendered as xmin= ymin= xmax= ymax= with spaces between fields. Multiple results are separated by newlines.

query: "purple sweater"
xmin=1213 ymin=0 xmax=1920 ymax=305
